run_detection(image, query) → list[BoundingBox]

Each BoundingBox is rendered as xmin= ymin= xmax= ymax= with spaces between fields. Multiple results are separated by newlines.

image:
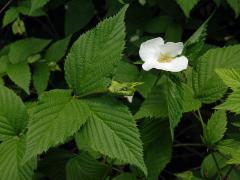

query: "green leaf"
xmin=33 ymin=63 xmax=50 ymax=94
xmin=6 ymin=62 xmax=31 ymax=94
xmin=65 ymin=6 xmax=127 ymax=96
xmin=66 ymin=152 xmax=108 ymax=180
xmin=76 ymin=97 xmax=147 ymax=176
xmin=192 ymin=45 xmax=240 ymax=103
xmin=114 ymin=60 xmax=139 ymax=82
xmin=216 ymin=68 xmax=240 ymax=90
xmin=227 ymin=0 xmax=240 ymax=17
xmin=141 ymin=120 xmax=172 ymax=179
xmin=134 ymin=86 xmax=168 ymax=120
xmin=215 ymin=89 xmax=240 ymax=114
xmin=201 ymin=153 xmax=227 ymax=179
xmin=176 ymin=0 xmax=199 ymax=17
xmin=2 ymin=7 xmax=19 ymax=27
xmin=45 ymin=36 xmax=71 ymax=62
xmin=203 ymin=110 xmax=227 ymax=146
xmin=9 ymin=38 xmax=51 ymax=64
xmin=0 ymin=55 xmax=8 ymax=74
xmin=30 ymin=0 xmax=50 ymax=13
xmin=0 ymin=85 xmax=28 ymax=141
xmin=64 ymin=0 xmax=95 ymax=35
xmin=184 ymin=18 xmax=208 ymax=64
xmin=175 ymin=171 xmax=201 ymax=180
xmin=0 ymin=137 xmax=36 ymax=180
xmin=216 ymin=139 xmax=240 ymax=164
xmin=23 ymin=90 xmax=89 ymax=162
xmin=167 ymin=78 xmax=184 ymax=137
xmin=182 ymin=83 xmax=201 ymax=113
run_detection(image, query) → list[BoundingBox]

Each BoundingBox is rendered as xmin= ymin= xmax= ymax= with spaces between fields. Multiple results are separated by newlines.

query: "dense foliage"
xmin=1 ymin=0 xmax=240 ymax=179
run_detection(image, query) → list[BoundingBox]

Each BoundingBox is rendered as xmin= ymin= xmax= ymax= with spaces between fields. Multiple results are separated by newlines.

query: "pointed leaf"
xmin=65 ymin=6 xmax=127 ymax=96
xmin=76 ymin=97 xmax=147 ymax=175
xmin=24 ymin=90 xmax=89 ymax=162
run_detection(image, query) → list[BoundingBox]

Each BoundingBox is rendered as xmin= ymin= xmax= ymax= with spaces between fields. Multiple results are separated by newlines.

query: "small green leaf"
xmin=176 ymin=0 xmax=199 ymax=17
xmin=2 ymin=7 xmax=19 ymax=27
xmin=215 ymin=89 xmax=240 ymax=114
xmin=30 ymin=0 xmax=50 ymax=13
xmin=201 ymin=153 xmax=227 ymax=179
xmin=203 ymin=110 xmax=227 ymax=146
xmin=9 ymin=38 xmax=51 ymax=64
xmin=112 ymin=173 xmax=137 ymax=180
xmin=33 ymin=62 xmax=50 ymax=94
xmin=65 ymin=6 xmax=127 ymax=96
xmin=45 ymin=36 xmax=71 ymax=62
xmin=66 ymin=152 xmax=108 ymax=180
xmin=7 ymin=62 xmax=31 ymax=94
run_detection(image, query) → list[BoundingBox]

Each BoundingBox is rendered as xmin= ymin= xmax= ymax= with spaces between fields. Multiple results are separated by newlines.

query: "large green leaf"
xmin=66 ymin=152 xmax=108 ymax=180
xmin=76 ymin=97 xmax=147 ymax=176
xmin=0 ymin=137 xmax=36 ymax=180
xmin=64 ymin=0 xmax=95 ymax=35
xmin=0 ymin=85 xmax=28 ymax=141
xmin=176 ymin=0 xmax=199 ymax=17
xmin=23 ymin=90 xmax=89 ymax=162
xmin=216 ymin=68 xmax=240 ymax=90
xmin=9 ymin=38 xmax=51 ymax=64
xmin=192 ymin=45 xmax=240 ymax=103
xmin=141 ymin=120 xmax=172 ymax=180
xmin=7 ymin=62 xmax=31 ymax=94
xmin=215 ymin=89 xmax=240 ymax=114
xmin=65 ymin=6 xmax=127 ymax=96
xmin=203 ymin=110 xmax=227 ymax=146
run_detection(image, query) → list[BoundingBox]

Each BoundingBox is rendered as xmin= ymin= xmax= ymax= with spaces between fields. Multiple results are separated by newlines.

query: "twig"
xmin=0 ymin=0 xmax=14 ymax=14
xmin=173 ymin=143 xmax=205 ymax=148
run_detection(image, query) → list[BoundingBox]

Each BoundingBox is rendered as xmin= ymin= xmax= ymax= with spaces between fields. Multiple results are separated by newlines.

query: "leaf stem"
xmin=173 ymin=143 xmax=205 ymax=147
xmin=211 ymin=152 xmax=223 ymax=179
xmin=197 ymin=109 xmax=205 ymax=127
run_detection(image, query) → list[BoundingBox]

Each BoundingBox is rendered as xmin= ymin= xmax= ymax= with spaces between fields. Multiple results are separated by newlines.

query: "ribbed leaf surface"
xmin=76 ymin=97 xmax=147 ymax=175
xmin=0 ymin=137 xmax=36 ymax=180
xmin=193 ymin=45 xmax=240 ymax=103
xmin=216 ymin=68 xmax=240 ymax=90
xmin=65 ymin=6 xmax=127 ymax=96
xmin=24 ymin=90 xmax=89 ymax=162
xmin=0 ymin=85 xmax=28 ymax=141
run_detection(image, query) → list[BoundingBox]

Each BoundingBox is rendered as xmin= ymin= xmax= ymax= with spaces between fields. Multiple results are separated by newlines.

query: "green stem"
xmin=223 ymin=165 xmax=234 ymax=180
xmin=211 ymin=152 xmax=222 ymax=179
xmin=197 ymin=109 xmax=205 ymax=127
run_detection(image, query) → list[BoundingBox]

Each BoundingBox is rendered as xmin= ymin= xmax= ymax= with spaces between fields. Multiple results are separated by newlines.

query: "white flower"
xmin=139 ymin=37 xmax=188 ymax=72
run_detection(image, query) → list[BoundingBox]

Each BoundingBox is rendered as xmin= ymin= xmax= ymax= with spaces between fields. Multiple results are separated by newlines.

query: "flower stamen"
xmin=158 ymin=54 xmax=173 ymax=63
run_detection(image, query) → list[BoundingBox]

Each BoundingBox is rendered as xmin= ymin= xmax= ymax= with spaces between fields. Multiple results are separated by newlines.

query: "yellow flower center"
xmin=158 ymin=54 xmax=173 ymax=63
